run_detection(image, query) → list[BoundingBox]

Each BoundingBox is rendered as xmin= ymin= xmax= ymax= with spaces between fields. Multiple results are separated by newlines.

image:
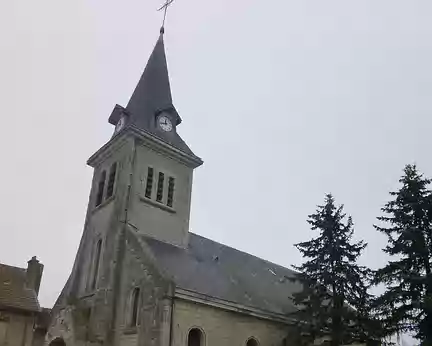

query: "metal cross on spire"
xmin=157 ymin=0 xmax=175 ymax=33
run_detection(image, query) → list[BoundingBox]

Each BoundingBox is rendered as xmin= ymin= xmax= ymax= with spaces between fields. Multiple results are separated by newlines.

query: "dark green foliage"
xmin=291 ymin=194 xmax=381 ymax=346
xmin=374 ymin=164 xmax=432 ymax=344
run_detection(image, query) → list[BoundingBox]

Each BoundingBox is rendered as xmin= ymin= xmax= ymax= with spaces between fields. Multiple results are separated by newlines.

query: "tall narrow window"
xmin=167 ymin=177 xmax=175 ymax=207
xmin=95 ymin=171 xmax=106 ymax=207
xmin=130 ymin=287 xmax=140 ymax=326
xmin=188 ymin=328 xmax=204 ymax=346
xmin=145 ymin=167 xmax=154 ymax=198
xmin=156 ymin=172 xmax=165 ymax=203
xmin=91 ymin=239 xmax=102 ymax=290
xmin=106 ymin=163 xmax=117 ymax=199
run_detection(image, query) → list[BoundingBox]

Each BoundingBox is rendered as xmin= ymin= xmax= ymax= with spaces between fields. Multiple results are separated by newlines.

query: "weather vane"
xmin=157 ymin=0 xmax=175 ymax=33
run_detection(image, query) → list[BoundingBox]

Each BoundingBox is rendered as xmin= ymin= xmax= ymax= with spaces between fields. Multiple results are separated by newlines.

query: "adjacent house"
xmin=0 ymin=257 xmax=49 ymax=346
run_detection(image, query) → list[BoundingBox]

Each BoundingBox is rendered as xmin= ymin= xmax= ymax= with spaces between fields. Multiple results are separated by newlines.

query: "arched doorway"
xmin=49 ymin=338 xmax=66 ymax=346
xmin=188 ymin=328 xmax=204 ymax=346
xmin=246 ymin=337 xmax=259 ymax=346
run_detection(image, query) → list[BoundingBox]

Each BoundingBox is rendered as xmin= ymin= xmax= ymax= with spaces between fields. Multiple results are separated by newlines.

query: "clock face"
xmin=158 ymin=115 xmax=173 ymax=132
xmin=114 ymin=116 xmax=125 ymax=134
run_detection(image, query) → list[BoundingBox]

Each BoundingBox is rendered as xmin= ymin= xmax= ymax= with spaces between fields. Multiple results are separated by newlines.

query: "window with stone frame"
xmin=129 ymin=287 xmax=140 ymax=327
xmin=145 ymin=167 xmax=154 ymax=198
xmin=95 ymin=170 xmax=106 ymax=207
xmin=167 ymin=177 xmax=175 ymax=207
xmin=90 ymin=239 xmax=102 ymax=290
xmin=156 ymin=172 xmax=165 ymax=203
xmin=106 ymin=162 xmax=118 ymax=199
xmin=143 ymin=168 xmax=176 ymax=209
xmin=188 ymin=328 xmax=204 ymax=346
xmin=246 ymin=338 xmax=259 ymax=346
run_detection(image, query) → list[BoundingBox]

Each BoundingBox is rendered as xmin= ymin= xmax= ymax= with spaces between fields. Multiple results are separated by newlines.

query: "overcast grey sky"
xmin=1 ymin=1 xmax=432 ymax=328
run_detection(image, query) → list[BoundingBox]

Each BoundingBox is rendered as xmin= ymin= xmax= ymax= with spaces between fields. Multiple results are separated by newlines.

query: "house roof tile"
xmin=0 ymin=263 xmax=40 ymax=312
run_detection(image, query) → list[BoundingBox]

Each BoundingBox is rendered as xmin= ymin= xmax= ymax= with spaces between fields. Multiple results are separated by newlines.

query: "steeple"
xmin=126 ymin=30 xmax=181 ymax=127
xmin=108 ymin=30 xmax=196 ymax=156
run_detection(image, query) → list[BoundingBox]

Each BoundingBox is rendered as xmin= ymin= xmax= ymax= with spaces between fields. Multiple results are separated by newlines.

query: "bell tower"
xmin=87 ymin=30 xmax=203 ymax=249
xmin=47 ymin=28 xmax=202 ymax=344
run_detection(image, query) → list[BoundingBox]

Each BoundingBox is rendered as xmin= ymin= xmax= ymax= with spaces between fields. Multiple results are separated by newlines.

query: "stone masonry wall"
xmin=172 ymin=299 xmax=290 ymax=346
xmin=128 ymin=142 xmax=194 ymax=248
xmin=113 ymin=229 xmax=172 ymax=346
xmin=0 ymin=310 xmax=34 ymax=346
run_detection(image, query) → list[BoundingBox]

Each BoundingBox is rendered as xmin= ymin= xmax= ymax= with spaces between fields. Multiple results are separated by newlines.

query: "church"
xmin=45 ymin=27 xmax=301 ymax=346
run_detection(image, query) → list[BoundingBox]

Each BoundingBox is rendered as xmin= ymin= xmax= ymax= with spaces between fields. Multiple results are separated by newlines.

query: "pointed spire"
xmin=105 ymin=30 xmax=198 ymax=158
xmin=126 ymin=31 xmax=181 ymax=128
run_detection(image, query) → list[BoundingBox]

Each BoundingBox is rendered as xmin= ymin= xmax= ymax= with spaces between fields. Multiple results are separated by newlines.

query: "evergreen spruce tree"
xmin=290 ymin=194 xmax=380 ymax=346
xmin=374 ymin=164 xmax=432 ymax=344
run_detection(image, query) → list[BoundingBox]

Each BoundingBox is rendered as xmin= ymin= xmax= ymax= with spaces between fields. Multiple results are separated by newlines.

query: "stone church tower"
xmin=46 ymin=29 xmax=299 ymax=346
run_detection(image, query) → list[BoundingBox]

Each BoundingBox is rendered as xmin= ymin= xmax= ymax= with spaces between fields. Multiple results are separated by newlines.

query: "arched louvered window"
xmin=145 ymin=167 xmax=154 ymax=198
xmin=156 ymin=172 xmax=165 ymax=203
xmin=167 ymin=177 xmax=175 ymax=207
xmin=91 ymin=239 xmax=102 ymax=290
xmin=95 ymin=171 xmax=106 ymax=207
xmin=130 ymin=287 xmax=140 ymax=326
xmin=106 ymin=162 xmax=117 ymax=199
xmin=188 ymin=328 xmax=204 ymax=346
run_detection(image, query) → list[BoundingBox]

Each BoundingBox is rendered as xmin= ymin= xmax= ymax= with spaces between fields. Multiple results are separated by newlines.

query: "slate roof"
xmin=0 ymin=263 xmax=40 ymax=312
xmin=126 ymin=32 xmax=179 ymax=126
xmin=142 ymin=233 xmax=301 ymax=316
xmin=121 ymin=32 xmax=197 ymax=157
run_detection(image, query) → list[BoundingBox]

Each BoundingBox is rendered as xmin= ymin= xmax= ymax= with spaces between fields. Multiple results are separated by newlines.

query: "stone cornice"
xmin=128 ymin=125 xmax=203 ymax=168
xmin=87 ymin=132 xmax=132 ymax=168
xmin=174 ymin=288 xmax=295 ymax=325
xmin=87 ymin=125 xmax=203 ymax=169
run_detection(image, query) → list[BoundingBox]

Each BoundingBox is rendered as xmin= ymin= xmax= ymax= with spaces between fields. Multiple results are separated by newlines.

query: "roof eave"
xmin=174 ymin=287 xmax=296 ymax=325
xmin=0 ymin=303 xmax=40 ymax=315
xmin=87 ymin=125 xmax=203 ymax=168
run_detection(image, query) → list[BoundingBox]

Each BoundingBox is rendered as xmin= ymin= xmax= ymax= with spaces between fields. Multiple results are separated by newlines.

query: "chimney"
xmin=26 ymin=256 xmax=44 ymax=295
